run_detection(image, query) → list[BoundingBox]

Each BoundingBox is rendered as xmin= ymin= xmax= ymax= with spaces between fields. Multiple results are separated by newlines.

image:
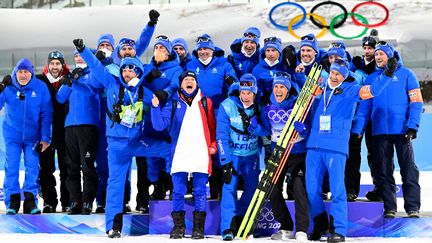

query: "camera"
xmin=19 ymin=92 xmax=25 ymax=100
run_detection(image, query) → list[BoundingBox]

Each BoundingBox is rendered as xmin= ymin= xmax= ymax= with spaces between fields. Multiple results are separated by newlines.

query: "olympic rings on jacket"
xmin=310 ymin=0 xmax=348 ymax=29
xmin=288 ymin=13 xmax=328 ymax=40
xmin=268 ymin=2 xmax=307 ymax=31
xmin=330 ymin=13 xmax=369 ymax=40
xmin=351 ymin=1 xmax=389 ymax=28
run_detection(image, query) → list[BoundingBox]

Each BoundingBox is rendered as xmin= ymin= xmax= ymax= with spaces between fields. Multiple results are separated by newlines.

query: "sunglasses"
xmin=243 ymin=32 xmax=258 ymax=38
xmin=329 ymin=42 xmax=344 ymax=49
xmin=122 ymin=64 xmax=137 ymax=70
xmin=264 ymin=36 xmax=281 ymax=43
xmin=173 ymin=47 xmax=184 ymax=51
xmin=240 ymin=81 xmax=254 ymax=87
xmin=275 ymin=72 xmax=291 ymax=79
xmin=119 ymin=38 xmax=136 ymax=47
xmin=49 ymin=51 xmax=63 ymax=59
xmin=301 ymin=35 xmax=315 ymax=41
xmin=196 ymin=36 xmax=211 ymax=43
xmin=155 ymin=35 xmax=169 ymax=41
xmin=376 ymin=41 xmax=390 ymax=47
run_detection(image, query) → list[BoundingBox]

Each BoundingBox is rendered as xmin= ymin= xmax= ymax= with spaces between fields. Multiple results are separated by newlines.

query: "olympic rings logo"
xmin=268 ymin=109 xmax=291 ymax=124
xmin=269 ymin=1 xmax=389 ymax=40
xmin=257 ymin=207 xmax=275 ymax=222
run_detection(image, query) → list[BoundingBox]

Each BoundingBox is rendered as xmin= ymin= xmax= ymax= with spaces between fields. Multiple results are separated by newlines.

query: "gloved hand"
xmin=384 ymin=57 xmax=398 ymax=77
xmin=224 ymin=75 xmax=236 ymax=85
xmin=71 ymin=68 xmax=84 ymax=80
xmin=148 ymin=9 xmax=160 ymax=26
xmin=222 ymin=162 xmax=236 ymax=184
xmin=294 ymin=121 xmax=307 ymax=136
xmin=73 ymin=39 xmax=85 ymax=52
xmin=248 ymin=116 xmax=258 ymax=133
xmin=154 ymin=90 xmax=168 ymax=103
xmin=0 ymin=75 xmax=12 ymax=93
xmin=405 ymin=128 xmax=417 ymax=142
xmin=352 ymin=56 xmax=363 ymax=69
xmin=145 ymin=69 xmax=162 ymax=83
xmin=60 ymin=75 xmax=72 ymax=86
xmin=282 ymin=45 xmax=297 ymax=69
xmin=95 ymin=50 xmax=106 ymax=61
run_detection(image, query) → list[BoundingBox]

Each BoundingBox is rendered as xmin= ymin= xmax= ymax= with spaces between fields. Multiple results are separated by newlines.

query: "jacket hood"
xmin=119 ymin=57 xmax=145 ymax=89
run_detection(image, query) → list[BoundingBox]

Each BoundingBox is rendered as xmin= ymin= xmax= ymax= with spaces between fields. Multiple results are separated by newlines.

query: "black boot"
xmin=230 ymin=215 xmax=244 ymax=235
xmin=6 ymin=193 xmax=21 ymax=215
xmin=192 ymin=211 xmax=207 ymax=239
xmin=327 ymin=233 xmax=345 ymax=242
xmin=170 ymin=211 xmax=186 ymax=239
xmin=309 ymin=212 xmax=329 ymax=241
xmin=68 ymin=201 xmax=82 ymax=215
xmin=23 ymin=192 xmax=41 ymax=214
xmin=107 ymin=213 xmax=123 ymax=238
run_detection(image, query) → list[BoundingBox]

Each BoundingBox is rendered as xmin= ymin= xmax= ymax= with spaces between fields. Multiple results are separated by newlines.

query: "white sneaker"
xmin=271 ymin=230 xmax=295 ymax=241
xmin=295 ymin=231 xmax=308 ymax=243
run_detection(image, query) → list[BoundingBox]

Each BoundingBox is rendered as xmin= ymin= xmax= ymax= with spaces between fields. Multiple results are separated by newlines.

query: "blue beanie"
xmin=118 ymin=38 xmax=136 ymax=50
xmin=263 ymin=37 xmax=282 ymax=54
xmin=154 ymin=37 xmax=173 ymax=54
xmin=327 ymin=46 xmax=346 ymax=59
xmin=171 ymin=38 xmax=189 ymax=53
xmin=16 ymin=58 xmax=34 ymax=75
xmin=239 ymin=73 xmax=258 ymax=94
xmin=120 ymin=57 xmax=143 ymax=78
xmin=97 ymin=33 xmax=115 ymax=49
xmin=375 ymin=42 xmax=394 ymax=58
xmin=195 ymin=34 xmax=215 ymax=51
xmin=273 ymin=72 xmax=292 ymax=90
xmin=241 ymin=26 xmax=260 ymax=45
xmin=300 ymin=33 xmax=318 ymax=53
xmin=330 ymin=59 xmax=350 ymax=79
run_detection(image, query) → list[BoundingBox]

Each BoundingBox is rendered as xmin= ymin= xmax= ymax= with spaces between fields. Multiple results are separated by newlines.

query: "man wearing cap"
xmin=0 ymin=58 xmax=53 ymax=215
xmin=298 ymin=57 xmax=396 ymax=242
xmin=35 ymin=50 xmax=70 ymax=213
xmin=227 ymin=27 xmax=261 ymax=79
xmin=56 ymin=51 xmax=103 ymax=215
xmin=352 ymin=42 xmax=423 ymax=219
xmin=73 ymin=38 xmax=162 ymax=238
xmin=345 ymin=34 xmax=381 ymax=202
xmin=259 ymin=72 xmax=310 ymax=242
xmin=295 ymin=34 xmax=327 ymax=81
xmin=187 ymin=33 xmax=237 ymax=199
xmin=252 ymin=36 xmax=286 ymax=104
xmin=216 ymin=73 xmax=267 ymax=241
xmin=172 ymin=38 xmax=192 ymax=70
xmin=151 ymin=70 xmax=217 ymax=239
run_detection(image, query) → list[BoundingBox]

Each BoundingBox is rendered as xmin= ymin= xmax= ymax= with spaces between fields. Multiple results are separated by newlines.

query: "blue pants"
xmin=373 ymin=135 xmax=420 ymax=212
xmin=3 ymin=140 xmax=39 ymax=208
xmin=172 ymin=172 xmax=208 ymax=212
xmin=305 ymin=149 xmax=347 ymax=237
xmin=220 ymin=155 xmax=260 ymax=232
xmin=95 ymin=128 xmax=108 ymax=206
xmin=105 ymin=136 xmax=170 ymax=232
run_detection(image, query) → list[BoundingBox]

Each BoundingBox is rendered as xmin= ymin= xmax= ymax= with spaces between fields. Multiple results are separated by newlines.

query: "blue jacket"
xmin=79 ymin=47 xmax=153 ymax=139
xmin=228 ymin=38 xmax=260 ymax=79
xmin=56 ymin=67 xmax=102 ymax=127
xmin=351 ymin=59 xmax=423 ymax=136
xmin=252 ymin=51 xmax=286 ymax=101
xmin=186 ymin=47 xmax=238 ymax=111
xmin=261 ymin=82 xmax=309 ymax=154
xmin=216 ymin=86 xmax=268 ymax=165
xmin=307 ymin=72 xmax=393 ymax=156
xmin=295 ymin=47 xmax=328 ymax=76
xmin=0 ymin=59 xmax=52 ymax=143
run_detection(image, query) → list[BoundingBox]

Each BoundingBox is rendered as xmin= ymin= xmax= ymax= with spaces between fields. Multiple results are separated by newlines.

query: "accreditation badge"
xmin=120 ymin=108 xmax=137 ymax=128
xmin=319 ymin=115 xmax=331 ymax=133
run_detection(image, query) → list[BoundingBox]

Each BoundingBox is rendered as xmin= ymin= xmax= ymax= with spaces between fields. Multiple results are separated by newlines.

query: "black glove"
xmin=320 ymin=58 xmax=330 ymax=72
xmin=154 ymin=90 xmax=168 ymax=103
xmin=95 ymin=50 xmax=106 ymax=61
xmin=384 ymin=57 xmax=398 ymax=77
xmin=71 ymin=68 xmax=84 ymax=80
xmin=148 ymin=9 xmax=160 ymax=26
xmin=145 ymin=69 xmax=162 ymax=83
xmin=405 ymin=128 xmax=417 ymax=141
xmin=0 ymin=75 xmax=12 ymax=93
xmin=222 ymin=162 xmax=236 ymax=184
xmin=224 ymin=75 xmax=236 ymax=85
xmin=73 ymin=39 xmax=85 ymax=52
xmin=60 ymin=75 xmax=72 ymax=86
xmin=282 ymin=45 xmax=297 ymax=69
xmin=352 ymin=56 xmax=363 ymax=69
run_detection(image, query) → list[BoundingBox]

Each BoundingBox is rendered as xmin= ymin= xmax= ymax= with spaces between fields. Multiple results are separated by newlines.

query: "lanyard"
xmin=126 ymin=88 xmax=138 ymax=108
xmin=322 ymin=84 xmax=336 ymax=115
